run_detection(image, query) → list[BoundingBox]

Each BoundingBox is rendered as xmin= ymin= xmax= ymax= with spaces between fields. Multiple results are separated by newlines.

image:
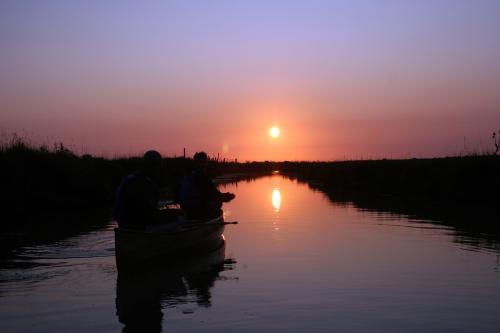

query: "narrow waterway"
xmin=1 ymin=175 xmax=499 ymax=332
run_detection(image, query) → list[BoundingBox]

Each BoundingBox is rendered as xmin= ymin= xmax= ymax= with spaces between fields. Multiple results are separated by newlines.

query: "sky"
xmin=1 ymin=0 xmax=500 ymax=160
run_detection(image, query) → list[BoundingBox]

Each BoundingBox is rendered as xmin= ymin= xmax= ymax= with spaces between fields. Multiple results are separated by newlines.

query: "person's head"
xmin=193 ymin=151 xmax=208 ymax=172
xmin=143 ymin=150 xmax=163 ymax=180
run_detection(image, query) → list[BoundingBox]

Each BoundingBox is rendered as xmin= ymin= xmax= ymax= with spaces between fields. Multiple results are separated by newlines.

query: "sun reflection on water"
xmin=272 ymin=188 xmax=281 ymax=212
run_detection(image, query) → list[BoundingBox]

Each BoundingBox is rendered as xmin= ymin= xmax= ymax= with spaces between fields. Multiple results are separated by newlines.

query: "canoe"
xmin=114 ymin=214 xmax=225 ymax=269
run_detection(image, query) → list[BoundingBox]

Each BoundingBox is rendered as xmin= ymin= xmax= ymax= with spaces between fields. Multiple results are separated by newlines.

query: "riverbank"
xmin=0 ymin=139 xmax=275 ymax=224
xmin=2 ymin=137 xmax=498 ymax=227
xmin=279 ymin=156 xmax=500 ymax=232
xmin=0 ymin=140 xmax=272 ymax=259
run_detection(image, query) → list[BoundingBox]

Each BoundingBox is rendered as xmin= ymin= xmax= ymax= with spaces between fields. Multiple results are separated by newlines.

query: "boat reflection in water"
xmin=115 ymin=240 xmax=236 ymax=332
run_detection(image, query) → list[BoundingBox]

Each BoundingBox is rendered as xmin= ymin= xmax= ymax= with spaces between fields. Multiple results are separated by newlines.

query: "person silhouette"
xmin=114 ymin=150 xmax=180 ymax=230
xmin=179 ymin=152 xmax=235 ymax=219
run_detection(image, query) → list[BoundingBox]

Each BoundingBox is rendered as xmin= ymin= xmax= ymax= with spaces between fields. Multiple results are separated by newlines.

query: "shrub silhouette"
xmin=493 ymin=130 xmax=500 ymax=155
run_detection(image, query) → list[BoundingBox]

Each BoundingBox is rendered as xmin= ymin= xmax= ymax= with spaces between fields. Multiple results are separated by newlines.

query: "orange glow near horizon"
xmin=1 ymin=2 xmax=500 ymax=160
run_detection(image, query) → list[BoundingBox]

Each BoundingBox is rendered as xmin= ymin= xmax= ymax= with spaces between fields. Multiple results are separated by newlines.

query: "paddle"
xmin=182 ymin=221 xmax=238 ymax=230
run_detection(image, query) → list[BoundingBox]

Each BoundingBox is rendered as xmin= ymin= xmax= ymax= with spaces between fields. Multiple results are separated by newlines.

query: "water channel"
xmin=1 ymin=175 xmax=499 ymax=332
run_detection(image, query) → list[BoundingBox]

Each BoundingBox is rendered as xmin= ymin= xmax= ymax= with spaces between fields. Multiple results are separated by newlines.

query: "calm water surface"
xmin=1 ymin=175 xmax=500 ymax=332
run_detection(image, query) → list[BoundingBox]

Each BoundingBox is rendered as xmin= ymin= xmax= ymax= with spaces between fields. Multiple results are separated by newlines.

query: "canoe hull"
xmin=114 ymin=216 xmax=225 ymax=269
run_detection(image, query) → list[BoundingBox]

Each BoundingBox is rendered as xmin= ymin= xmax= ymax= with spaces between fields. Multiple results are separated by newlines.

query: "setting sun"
xmin=270 ymin=126 xmax=280 ymax=138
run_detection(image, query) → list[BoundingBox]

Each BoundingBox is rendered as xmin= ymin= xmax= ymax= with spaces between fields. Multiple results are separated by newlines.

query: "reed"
xmin=2 ymin=133 xmax=498 ymax=227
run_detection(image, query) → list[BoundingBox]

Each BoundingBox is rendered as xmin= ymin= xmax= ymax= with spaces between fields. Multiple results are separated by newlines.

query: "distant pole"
xmin=183 ymin=148 xmax=186 ymax=158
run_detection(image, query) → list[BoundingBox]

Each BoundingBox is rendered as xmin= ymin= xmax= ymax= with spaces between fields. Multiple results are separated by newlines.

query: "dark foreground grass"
xmin=0 ymin=138 xmax=275 ymax=224
xmin=2 ymin=137 xmax=498 ymax=223
xmin=0 ymin=138 xmax=275 ymax=257
xmin=279 ymin=157 xmax=499 ymax=206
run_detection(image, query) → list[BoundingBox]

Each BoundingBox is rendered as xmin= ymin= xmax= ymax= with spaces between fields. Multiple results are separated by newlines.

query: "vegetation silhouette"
xmin=2 ymin=134 xmax=499 ymax=255
xmin=0 ymin=135 xmax=272 ymax=257
xmin=493 ymin=130 xmax=500 ymax=155
xmin=279 ymin=156 xmax=500 ymax=252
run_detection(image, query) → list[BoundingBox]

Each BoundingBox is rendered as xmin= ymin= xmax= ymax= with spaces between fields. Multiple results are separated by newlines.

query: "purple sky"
xmin=1 ymin=0 xmax=500 ymax=160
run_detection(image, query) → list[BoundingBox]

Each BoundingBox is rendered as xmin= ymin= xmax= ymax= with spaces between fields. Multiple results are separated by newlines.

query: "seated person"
xmin=180 ymin=152 xmax=235 ymax=219
xmin=114 ymin=150 xmax=181 ymax=231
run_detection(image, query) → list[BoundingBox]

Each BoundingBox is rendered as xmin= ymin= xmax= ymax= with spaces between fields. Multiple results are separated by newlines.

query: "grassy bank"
xmin=0 ymin=138 xmax=275 ymax=225
xmin=2 ymin=137 xmax=499 ymax=256
xmin=0 ymin=138 xmax=276 ymax=257
xmin=2 ymin=136 xmax=498 ymax=225
xmin=279 ymin=157 xmax=499 ymax=205
xmin=279 ymin=156 xmax=500 ymax=231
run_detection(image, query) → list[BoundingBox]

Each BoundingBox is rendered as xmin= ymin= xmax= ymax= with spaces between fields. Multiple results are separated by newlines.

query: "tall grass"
xmin=0 ymin=135 xmax=276 ymax=226
xmin=2 ymin=132 xmax=499 ymax=227
xmin=279 ymin=155 xmax=500 ymax=212
xmin=1 ymin=135 xmax=116 ymax=219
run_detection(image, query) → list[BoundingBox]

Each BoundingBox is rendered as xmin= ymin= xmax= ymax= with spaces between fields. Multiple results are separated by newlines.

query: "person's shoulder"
xmin=126 ymin=172 xmax=155 ymax=190
xmin=118 ymin=173 xmax=137 ymax=189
